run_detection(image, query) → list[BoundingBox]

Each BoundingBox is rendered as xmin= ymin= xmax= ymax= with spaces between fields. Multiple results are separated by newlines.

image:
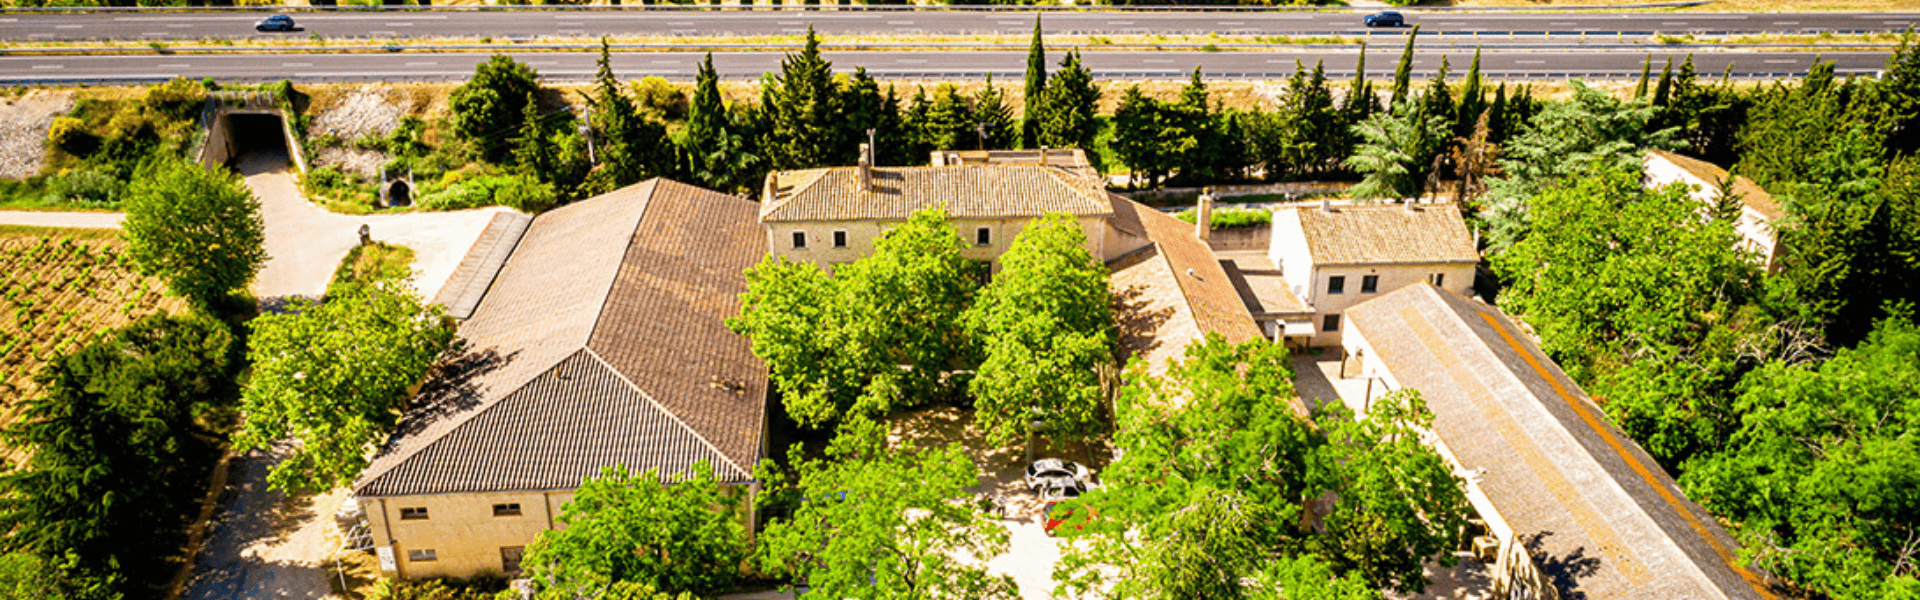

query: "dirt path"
xmin=0 ymin=210 xmax=123 ymax=229
xmin=179 ymin=446 xmax=348 ymax=600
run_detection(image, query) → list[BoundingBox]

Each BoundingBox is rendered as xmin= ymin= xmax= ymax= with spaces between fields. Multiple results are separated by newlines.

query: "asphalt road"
xmin=0 ymin=10 xmax=1915 ymax=42
xmin=0 ymin=48 xmax=1891 ymax=84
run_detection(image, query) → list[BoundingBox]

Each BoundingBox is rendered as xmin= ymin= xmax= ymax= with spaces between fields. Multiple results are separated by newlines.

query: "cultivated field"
xmin=0 ymin=227 xmax=184 ymax=414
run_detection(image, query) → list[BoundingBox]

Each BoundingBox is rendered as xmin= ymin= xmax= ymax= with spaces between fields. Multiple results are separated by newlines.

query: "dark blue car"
xmin=255 ymin=14 xmax=297 ymax=32
xmin=1364 ymin=11 xmax=1406 ymax=28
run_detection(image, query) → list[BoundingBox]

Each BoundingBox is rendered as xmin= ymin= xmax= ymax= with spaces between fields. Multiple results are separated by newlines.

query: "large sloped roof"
xmin=1110 ymin=201 xmax=1271 ymax=384
xmin=1344 ymin=284 xmax=1773 ymax=600
xmin=1648 ymin=150 xmax=1783 ymax=221
xmin=760 ymin=164 xmax=1118 ymax=223
xmin=356 ymin=179 xmax=768 ymax=498
xmin=1285 ymin=203 xmax=1480 ymax=266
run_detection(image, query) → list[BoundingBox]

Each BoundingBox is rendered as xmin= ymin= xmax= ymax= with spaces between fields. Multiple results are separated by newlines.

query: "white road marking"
xmin=998 ymin=21 xmax=1026 ymax=25
xmin=116 ymin=15 xmax=445 ymax=21
xmin=0 ymin=18 xmax=16 ymax=22
xmin=778 ymin=21 xmax=805 ymax=25
xmin=143 ymin=32 xmax=169 ymax=36
xmin=557 ymin=21 xmax=585 ymax=25
xmin=1220 ymin=21 xmax=1244 ymax=25
xmin=384 ymin=22 xmax=414 ymax=26
xmin=1143 ymin=58 xmax=1174 ymax=63
xmin=887 ymin=20 xmax=914 ymax=24
xmin=168 ymin=23 xmax=193 ymax=28
xmin=1109 ymin=20 xmax=1134 ymax=25
xmin=55 ymin=25 xmax=82 ymax=29
xmin=1661 ymin=21 xmax=1688 ymax=25
xmin=371 ymin=31 xmax=397 ymax=36
xmin=527 ymin=60 xmax=558 ymax=65
xmin=158 ymin=63 xmax=191 ymax=68
xmin=668 ymin=22 xmax=694 ymax=26
xmin=1517 ymin=60 xmax=1546 ymax=64
xmin=405 ymin=61 xmax=438 ymax=66
xmin=282 ymin=62 xmax=312 ymax=67
xmin=897 ymin=58 xmax=927 ymax=63
xmin=1551 ymin=21 xmax=1575 ymax=25
xmin=1774 ymin=21 xmax=1800 ymax=25
xmin=31 ymin=65 xmax=62 ymax=69
xmin=1764 ymin=59 xmax=1799 ymax=64
xmin=651 ymin=60 xmax=680 ymax=64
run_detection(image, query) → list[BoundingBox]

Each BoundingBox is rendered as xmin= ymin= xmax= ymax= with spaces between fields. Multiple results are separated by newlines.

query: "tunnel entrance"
xmin=383 ymin=179 xmax=412 ymax=208
xmin=227 ymin=113 xmax=289 ymax=157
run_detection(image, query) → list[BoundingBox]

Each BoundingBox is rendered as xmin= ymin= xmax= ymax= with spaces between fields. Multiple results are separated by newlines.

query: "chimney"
xmin=1406 ymin=196 xmax=1418 ymax=211
xmin=857 ymin=143 xmax=873 ymax=192
xmin=1195 ymin=187 xmax=1215 ymax=244
xmin=1321 ymin=197 xmax=1333 ymax=212
xmin=1039 ymin=146 xmax=1049 ymax=166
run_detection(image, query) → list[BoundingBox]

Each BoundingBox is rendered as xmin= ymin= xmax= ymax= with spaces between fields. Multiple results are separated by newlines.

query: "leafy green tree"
xmin=1054 ymin=337 xmax=1466 ymax=598
xmin=1255 ymin=60 xmax=1343 ymax=181
xmin=1246 ymin=555 xmax=1378 ymax=600
xmin=964 ymin=214 xmax=1114 ymax=447
xmin=1769 ymin=126 xmax=1920 ymax=348
xmin=1344 ymin=99 xmax=1449 ymax=201
xmin=1023 ymin=16 xmax=1046 ymax=149
xmin=0 ymin=315 xmax=232 ymax=595
xmin=450 ymin=55 xmax=540 ymax=162
xmin=835 ymin=68 xmax=907 ymax=166
xmin=524 ymin=462 xmax=746 ymax=597
xmin=761 ymin=27 xmax=840 ymax=170
xmin=1035 ymin=51 xmax=1101 ymax=152
xmin=1387 ymin=25 xmax=1420 ymax=108
xmin=680 ymin=53 xmax=761 ymax=196
xmin=731 ymin=208 xmax=980 ymax=427
xmin=235 ymin=279 xmax=454 ymax=491
xmin=1480 ymin=81 xmax=1676 ymax=251
xmin=121 ymin=157 xmax=266 ymax=308
xmin=1880 ymin=28 xmax=1920 ymax=155
xmin=909 ymin=84 xmax=977 ymax=153
xmin=1679 ymin=316 xmax=1920 ymax=600
xmin=1170 ymin=67 xmax=1227 ymax=183
xmin=582 ymin=40 xmax=669 ymax=192
xmin=758 ymin=417 xmax=1017 ymax=600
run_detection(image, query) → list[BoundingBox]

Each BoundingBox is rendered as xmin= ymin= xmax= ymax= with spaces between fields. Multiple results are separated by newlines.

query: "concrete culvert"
xmin=382 ymin=179 xmax=412 ymax=208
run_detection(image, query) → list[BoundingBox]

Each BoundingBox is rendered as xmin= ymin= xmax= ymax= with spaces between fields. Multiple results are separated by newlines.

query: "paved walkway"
xmin=0 ymin=209 xmax=123 ymax=229
xmin=180 ymin=447 xmax=347 ymax=600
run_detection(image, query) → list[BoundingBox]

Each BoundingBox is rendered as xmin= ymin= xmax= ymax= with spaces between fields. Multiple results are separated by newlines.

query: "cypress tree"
xmin=1488 ymin=82 xmax=1510 ymax=145
xmin=1022 ymin=16 xmax=1047 ymax=149
xmin=1456 ymin=47 xmax=1484 ymax=139
xmin=1634 ymin=54 xmax=1653 ymax=99
xmin=1652 ymin=56 xmax=1675 ymax=108
xmin=1389 ymin=24 xmax=1421 ymax=108
xmin=512 ymin=90 xmax=551 ymax=177
xmin=1347 ymin=42 xmax=1375 ymax=117
xmin=589 ymin=38 xmax=645 ymax=185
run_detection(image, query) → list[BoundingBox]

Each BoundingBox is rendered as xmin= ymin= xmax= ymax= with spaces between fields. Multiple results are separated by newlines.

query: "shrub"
xmin=143 ymin=77 xmax=208 ymax=121
xmin=46 ymin=166 xmax=126 ymax=207
xmin=46 ymin=116 xmax=97 ymax=157
xmin=1175 ymin=205 xmax=1271 ymax=230
xmin=416 ymin=173 xmax=556 ymax=213
xmin=631 ymin=76 xmax=688 ymax=121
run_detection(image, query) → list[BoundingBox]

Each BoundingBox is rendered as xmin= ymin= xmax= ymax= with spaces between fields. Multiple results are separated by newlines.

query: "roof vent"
xmin=1186 ymin=267 xmax=1200 ymax=280
xmin=857 ymin=143 xmax=873 ymax=193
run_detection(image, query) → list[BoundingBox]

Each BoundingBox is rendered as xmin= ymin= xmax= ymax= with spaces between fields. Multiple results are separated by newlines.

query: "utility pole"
xmin=581 ymin=105 xmax=596 ymax=164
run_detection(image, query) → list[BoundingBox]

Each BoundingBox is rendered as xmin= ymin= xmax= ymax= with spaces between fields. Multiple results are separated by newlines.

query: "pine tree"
xmin=681 ymin=53 xmax=759 ymax=195
xmin=1634 ymin=54 xmax=1653 ymax=99
xmin=1389 ymin=25 xmax=1421 ymax=108
xmin=1022 ymin=16 xmax=1047 ymax=149
xmin=586 ymin=38 xmax=653 ymax=187
xmin=838 ymin=68 xmax=899 ymax=165
xmin=975 ymin=74 xmax=1015 ymax=150
xmin=511 ymin=90 xmax=553 ymax=178
xmin=763 ymin=26 xmax=840 ymax=170
xmin=1035 ymin=51 xmax=1100 ymax=153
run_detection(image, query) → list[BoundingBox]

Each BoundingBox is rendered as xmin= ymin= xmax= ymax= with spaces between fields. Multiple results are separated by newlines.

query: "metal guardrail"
xmin=0 ymin=0 xmax=1719 ymax=13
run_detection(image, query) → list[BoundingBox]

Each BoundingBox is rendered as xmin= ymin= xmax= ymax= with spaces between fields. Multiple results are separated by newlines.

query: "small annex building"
xmin=1109 ymin=198 xmax=1269 ymax=376
xmin=1644 ymin=150 xmax=1786 ymax=270
xmin=353 ymin=179 xmax=770 ymax=580
xmin=759 ymin=146 xmax=1149 ymax=271
xmin=1270 ymin=202 xmax=1480 ymax=346
xmin=1338 ymin=284 xmax=1773 ymax=599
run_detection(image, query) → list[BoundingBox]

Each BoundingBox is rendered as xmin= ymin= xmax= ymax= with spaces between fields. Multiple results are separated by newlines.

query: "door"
xmin=501 ymin=546 xmax=525 ymax=575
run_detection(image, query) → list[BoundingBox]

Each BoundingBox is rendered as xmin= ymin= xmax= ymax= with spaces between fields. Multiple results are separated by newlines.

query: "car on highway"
xmin=1363 ymin=11 xmax=1406 ymax=28
xmin=255 ymin=14 xmax=297 ymax=32
xmin=1023 ymin=458 xmax=1093 ymax=492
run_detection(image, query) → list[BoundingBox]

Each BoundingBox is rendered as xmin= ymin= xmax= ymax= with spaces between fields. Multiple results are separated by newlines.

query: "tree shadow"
xmin=1112 ymin=281 xmax=1176 ymax=363
xmin=181 ymin=551 xmax=333 ymax=600
xmin=1523 ymin=531 xmax=1601 ymax=600
xmin=388 ymin=343 xmax=515 ymax=440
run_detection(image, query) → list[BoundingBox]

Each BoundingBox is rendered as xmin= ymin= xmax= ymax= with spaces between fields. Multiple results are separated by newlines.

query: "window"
xmin=832 ymin=230 xmax=848 ymax=248
xmin=1323 ymin=314 xmax=1341 ymax=332
xmin=399 ymin=507 xmax=428 ymax=521
xmin=976 ymin=227 xmax=992 ymax=247
xmin=501 ymin=546 xmax=526 ymax=574
xmin=492 ymin=503 xmax=522 ymax=517
xmin=1431 ymin=273 xmax=1445 ymax=287
xmin=407 ymin=549 xmax=438 ymax=562
xmin=1327 ymin=276 xmax=1346 ymax=294
xmin=1361 ymin=275 xmax=1379 ymax=294
xmin=790 ymin=231 xmax=807 ymax=249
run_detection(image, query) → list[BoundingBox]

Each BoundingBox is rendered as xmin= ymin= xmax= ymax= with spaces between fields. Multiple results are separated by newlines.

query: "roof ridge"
xmin=1039 ymin=165 xmax=1116 ymax=215
xmin=582 ymin=347 xmax=752 ymax=481
xmin=355 ymin=347 xmax=583 ymax=495
xmin=1415 ymin=286 xmax=1750 ymax=595
xmin=584 ymin=178 xmax=659 ymax=352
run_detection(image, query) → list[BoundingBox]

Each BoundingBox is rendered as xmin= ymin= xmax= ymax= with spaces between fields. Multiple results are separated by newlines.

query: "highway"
xmin=0 ymin=10 xmax=1914 ymax=42
xmin=0 ymin=48 xmax=1891 ymax=84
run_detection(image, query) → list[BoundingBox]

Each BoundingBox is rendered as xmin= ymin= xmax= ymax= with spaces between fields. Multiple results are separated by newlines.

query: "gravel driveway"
xmin=179 ymin=446 xmax=348 ymax=600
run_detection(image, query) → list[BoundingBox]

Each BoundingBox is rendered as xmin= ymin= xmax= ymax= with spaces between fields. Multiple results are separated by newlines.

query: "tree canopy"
xmin=523 ymin=462 xmax=747 ymax=597
xmin=234 ymin=279 xmax=454 ymax=491
xmin=450 ymin=54 xmax=541 ymax=162
xmin=120 ymin=157 xmax=266 ymax=308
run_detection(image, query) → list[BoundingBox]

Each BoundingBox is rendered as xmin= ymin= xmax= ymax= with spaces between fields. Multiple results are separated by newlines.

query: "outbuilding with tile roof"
xmin=1269 ymin=201 xmax=1481 ymax=346
xmin=353 ymin=179 xmax=769 ymax=580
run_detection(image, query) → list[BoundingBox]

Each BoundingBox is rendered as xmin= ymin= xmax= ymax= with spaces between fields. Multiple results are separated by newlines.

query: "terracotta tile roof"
xmin=760 ymin=165 xmax=1117 ymax=223
xmin=1648 ymin=150 xmax=1783 ymax=221
xmin=355 ymin=179 xmax=767 ymax=498
xmin=1344 ymin=285 xmax=1772 ymax=600
xmin=1285 ymin=204 xmax=1480 ymax=267
xmin=1134 ymin=204 xmax=1265 ymax=345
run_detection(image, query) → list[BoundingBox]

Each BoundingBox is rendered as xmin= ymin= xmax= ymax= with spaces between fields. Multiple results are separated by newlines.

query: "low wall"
xmin=1205 ymin=225 xmax=1270 ymax=252
xmin=1126 ymin=181 xmax=1354 ymax=206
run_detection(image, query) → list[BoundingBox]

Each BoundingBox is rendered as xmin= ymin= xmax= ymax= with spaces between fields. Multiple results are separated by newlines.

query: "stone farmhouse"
xmin=1645 ymin=150 xmax=1786 ymax=270
xmin=1268 ymin=201 xmax=1481 ymax=347
xmin=353 ymin=179 xmax=770 ymax=579
xmin=1337 ymin=284 xmax=1773 ymax=599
